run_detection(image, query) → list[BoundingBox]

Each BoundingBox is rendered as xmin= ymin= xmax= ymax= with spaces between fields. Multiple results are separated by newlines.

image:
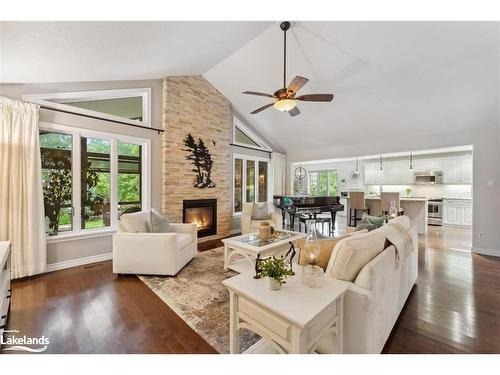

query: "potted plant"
xmin=256 ymin=256 xmax=295 ymax=290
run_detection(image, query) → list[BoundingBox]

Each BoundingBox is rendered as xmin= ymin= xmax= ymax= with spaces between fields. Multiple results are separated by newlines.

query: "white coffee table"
xmin=222 ymin=230 xmax=305 ymax=274
xmin=222 ymin=266 xmax=350 ymax=354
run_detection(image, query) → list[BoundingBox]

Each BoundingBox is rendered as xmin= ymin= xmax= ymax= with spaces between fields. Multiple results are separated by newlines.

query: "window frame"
xmin=307 ymin=169 xmax=339 ymax=197
xmin=39 ymin=121 xmax=151 ymax=243
xmin=232 ymin=116 xmax=272 ymax=152
xmin=24 ymin=88 xmax=152 ymax=128
xmin=232 ymin=153 xmax=271 ymax=216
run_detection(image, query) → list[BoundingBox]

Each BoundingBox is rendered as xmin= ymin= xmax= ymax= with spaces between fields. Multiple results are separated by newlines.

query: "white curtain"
xmin=271 ymin=152 xmax=287 ymax=196
xmin=0 ymin=97 xmax=46 ymax=278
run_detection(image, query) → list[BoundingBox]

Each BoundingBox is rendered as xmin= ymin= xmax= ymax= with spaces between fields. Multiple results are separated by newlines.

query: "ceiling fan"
xmin=242 ymin=21 xmax=334 ymax=117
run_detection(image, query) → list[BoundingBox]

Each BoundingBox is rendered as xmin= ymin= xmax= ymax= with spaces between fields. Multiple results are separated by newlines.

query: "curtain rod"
xmin=41 ymin=106 xmax=164 ymax=134
xmin=230 ymin=143 xmax=272 ymax=154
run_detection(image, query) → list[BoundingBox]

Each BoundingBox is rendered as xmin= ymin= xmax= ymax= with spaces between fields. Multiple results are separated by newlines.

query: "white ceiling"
xmin=205 ymin=22 xmax=500 ymax=156
xmin=0 ymin=21 xmax=272 ymax=83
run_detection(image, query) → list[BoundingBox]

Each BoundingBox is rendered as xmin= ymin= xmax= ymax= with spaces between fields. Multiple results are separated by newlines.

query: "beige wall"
xmin=1 ymin=80 xmax=163 ymax=265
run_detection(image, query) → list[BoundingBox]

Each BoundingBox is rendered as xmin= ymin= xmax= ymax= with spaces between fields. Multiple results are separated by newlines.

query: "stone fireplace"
xmin=161 ymin=76 xmax=231 ymax=241
xmin=183 ymin=199 xmax=217 ymax=238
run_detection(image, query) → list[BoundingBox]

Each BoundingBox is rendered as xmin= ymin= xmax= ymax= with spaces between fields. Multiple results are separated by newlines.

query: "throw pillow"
xmin=362 ymin=213 xmax=385 ymax=228
xmin=297 ymin=235 xmax=349 ymax=271
xmin=150 ymin=208 xmax=171 ymax=233
xmin=120 ymin=211 xmax=150 ymax=233
xmin=329 ymin=231 xmax=386 ymax=281
xmin=251 ymin=203 xmax=270 ymax=220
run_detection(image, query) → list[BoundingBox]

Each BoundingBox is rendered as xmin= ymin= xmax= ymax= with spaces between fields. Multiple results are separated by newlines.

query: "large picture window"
xmin=308 ymin=170 xmax=338 ymax=196
xmin=233 ymin=155 xmax=270 ymax=214
xmin=39 ymin=123 xmax=150 ymax=239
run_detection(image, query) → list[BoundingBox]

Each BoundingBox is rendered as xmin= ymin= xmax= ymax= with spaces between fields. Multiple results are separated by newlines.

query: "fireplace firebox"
xmin=183 ymin=199 xmax=217 ymax=238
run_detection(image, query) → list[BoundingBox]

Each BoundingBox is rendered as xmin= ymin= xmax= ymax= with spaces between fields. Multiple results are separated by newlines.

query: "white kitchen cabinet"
xmin=463 ymin=206 xmax=473 ymax=226
xmin=460 ymin=158 xmax=473 ymax=184
xmin=364 ymin=163 xmax=380 ymax=185
xmin=428 ymin=159 xmax=443 ymax=171
xmin=443 ymin=199 xmax=472 ymax=227
xmin=443 ymin=157 xmax=472 ymax=184
xmin=413 ymin=159 xmax=428 ymax=172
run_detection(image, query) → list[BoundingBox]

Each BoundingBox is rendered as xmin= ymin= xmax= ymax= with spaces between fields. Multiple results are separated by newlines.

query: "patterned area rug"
xmin=139 ymin=247 xmax=260 ymax=353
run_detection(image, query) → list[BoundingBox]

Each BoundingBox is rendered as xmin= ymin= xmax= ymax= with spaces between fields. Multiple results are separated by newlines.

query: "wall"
xmin=161 ymin=76 xmax=232 ymax=241
xmin=287 ymin=125 xmax=500 ymax=256
xmin=0 ymin=79 xmax=163 ymax=266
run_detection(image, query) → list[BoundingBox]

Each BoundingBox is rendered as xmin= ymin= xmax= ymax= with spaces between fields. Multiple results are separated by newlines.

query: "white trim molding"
xmin=23 ymin=88 xmax=152 ymax=127
xmin=472 ymin=247 xmax=500 ymax=257
xmin=46 ymin=252 xmax=113 ymax=273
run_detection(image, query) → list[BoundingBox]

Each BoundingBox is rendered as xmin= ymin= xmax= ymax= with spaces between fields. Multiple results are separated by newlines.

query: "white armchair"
xmin=113 ymin=214 xmax=197 ymax=276
xmin=240 ymin=202 xmax=282 ymax=235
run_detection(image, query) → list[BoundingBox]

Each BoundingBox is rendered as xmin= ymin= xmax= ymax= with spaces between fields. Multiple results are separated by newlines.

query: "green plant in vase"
xmin=405 ymin=188 xmax=412 ymax=197
xmin=257 ymin=256 xmax=295 ymax=290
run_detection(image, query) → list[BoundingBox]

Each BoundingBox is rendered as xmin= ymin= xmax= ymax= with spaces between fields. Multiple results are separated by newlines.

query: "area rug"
xmin=138 ymin=247 xmax=260 ymax=353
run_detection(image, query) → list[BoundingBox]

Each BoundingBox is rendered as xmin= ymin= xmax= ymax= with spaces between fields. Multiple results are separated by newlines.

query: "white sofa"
xmin=240 ymin=202 xmax=282 ymax=235
xmin=112 ymin=211 xmax=197 ymax=276
xmin=319 ymin=216 xmax=418 ymax=353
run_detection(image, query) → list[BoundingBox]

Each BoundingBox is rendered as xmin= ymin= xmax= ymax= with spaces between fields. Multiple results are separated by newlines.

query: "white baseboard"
xmin=46 ymin=252 xmax=113 ymax=272
xmin=472 ymin=247 xmax=499 ymax=257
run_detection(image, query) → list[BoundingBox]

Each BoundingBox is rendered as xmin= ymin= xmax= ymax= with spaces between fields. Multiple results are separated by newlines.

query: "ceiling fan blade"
xmin=250 ymin=102 xmax=275 ymax=114
xmin=288 ymin=106 xmax=300 ymax=117
xmin=287 ymin=76 xmax=309 ymax=94
xmin=295 ymin=94 xmax=334 ymax=102
xmin=242 ymin=91 xmax=275 ymax=98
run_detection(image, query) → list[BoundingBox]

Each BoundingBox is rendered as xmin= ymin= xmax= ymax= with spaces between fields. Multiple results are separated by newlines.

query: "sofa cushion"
xmin=251 ymin=203 xmax=270 ymax=220
xmin=120 ymin=211 xmax=150 ymax=233
xmin=298 ymin=229 xmax=370 ymax=271
xmin=176 ymin=233 xmax=194 ymax=249
xmin=329 ymin=231 xmax=387 ymax=281
xmin=151 ymin=209 xmax=171 ymax=233
xmin=297 ymin=235 xmax=349 ymax=270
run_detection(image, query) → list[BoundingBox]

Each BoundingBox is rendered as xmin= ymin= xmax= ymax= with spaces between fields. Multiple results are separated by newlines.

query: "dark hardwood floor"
xmin=4 ymin=227 xmax=500 ymax=354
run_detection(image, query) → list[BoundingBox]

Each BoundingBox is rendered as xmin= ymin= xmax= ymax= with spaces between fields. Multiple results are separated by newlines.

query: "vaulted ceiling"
xmin=1 ymin=21 xmax=499 ymax=157
xmin=0 ymin=21 xmax=272 ymax=83
xmin=205 ymin=22 xmax=500 ymax=156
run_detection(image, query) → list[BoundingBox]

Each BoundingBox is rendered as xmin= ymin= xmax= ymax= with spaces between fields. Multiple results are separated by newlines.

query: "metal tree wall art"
xmin=182 ymin=133 xmax=215 ymax=188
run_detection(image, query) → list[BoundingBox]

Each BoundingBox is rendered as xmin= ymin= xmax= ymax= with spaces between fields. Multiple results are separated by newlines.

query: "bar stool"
xmin=381 ymin=192 xmax=404 ymax=216
xmin=349 ymin=192 xmax=370 ymax=227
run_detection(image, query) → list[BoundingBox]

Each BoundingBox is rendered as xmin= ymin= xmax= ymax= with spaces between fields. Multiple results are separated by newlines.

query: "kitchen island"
xmin=346 ymin=196 xmax=428 ymax=234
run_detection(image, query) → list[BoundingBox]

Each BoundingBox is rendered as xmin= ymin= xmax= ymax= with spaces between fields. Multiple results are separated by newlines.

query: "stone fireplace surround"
xmin=161 ymin=75 xmax=231 ymax=242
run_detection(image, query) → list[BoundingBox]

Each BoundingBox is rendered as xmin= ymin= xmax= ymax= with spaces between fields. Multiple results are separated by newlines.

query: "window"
xmin=233 ymin=155 xmax=270 ymax=214
xmin=24 ymin=88 xmax=151 ymax=127
xmin=40 ymin=131 xmax=73 ymax=235
xmin=232 ymin=116 xmax=272 ymax=152
xmin=308 ymin=170 xmax=338 ymax=196
xmin=39 ymin=123 xmax=150 ymax=240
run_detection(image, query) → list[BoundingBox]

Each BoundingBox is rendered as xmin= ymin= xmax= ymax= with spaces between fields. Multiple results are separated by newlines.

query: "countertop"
xmin=345 ymin=196 xmax=428 ymax=202
xmin=443 ymin=197 xmax=472 ymax=200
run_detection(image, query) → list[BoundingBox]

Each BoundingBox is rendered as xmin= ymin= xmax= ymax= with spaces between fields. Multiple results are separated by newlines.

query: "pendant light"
xmin=355 ymin=157 xmax=359 ymax=172
xmin=409 ymin=152 xmax=413 ymax=171
xmin=379 ymin=155 xmax=383 ymax=172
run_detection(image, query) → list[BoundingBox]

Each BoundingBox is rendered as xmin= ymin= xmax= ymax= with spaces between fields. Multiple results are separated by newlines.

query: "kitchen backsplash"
xmin=365 ymin=184 xmax=472 ymax=199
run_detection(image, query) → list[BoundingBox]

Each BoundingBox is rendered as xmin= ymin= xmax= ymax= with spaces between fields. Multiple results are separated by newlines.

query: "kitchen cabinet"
xmin=443 ymin=157 xmax=472 ymax=184
xmin=443 ymin=199 xmax=472 ymax=227
xmin=364 ymin=156 xmax=472 ymax=186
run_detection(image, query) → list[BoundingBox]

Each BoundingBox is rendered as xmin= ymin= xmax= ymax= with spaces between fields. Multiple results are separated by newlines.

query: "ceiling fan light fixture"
xmin=273 ymin=99 xmax=296 ymax=112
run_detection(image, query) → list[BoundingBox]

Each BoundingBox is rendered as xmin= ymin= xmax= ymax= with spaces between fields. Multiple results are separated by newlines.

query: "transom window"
xmin=39 ymin=122 xmax=150 ymax=239
xmin=24 ymin=88 xmax=151 ymax=127
xmin=308 ymin=170 xmax=338 ymax=196
xmin=232 ymin=116 xmax=272 ymax=152
xmin=233 ymin=154 xmax=270 ymax=214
